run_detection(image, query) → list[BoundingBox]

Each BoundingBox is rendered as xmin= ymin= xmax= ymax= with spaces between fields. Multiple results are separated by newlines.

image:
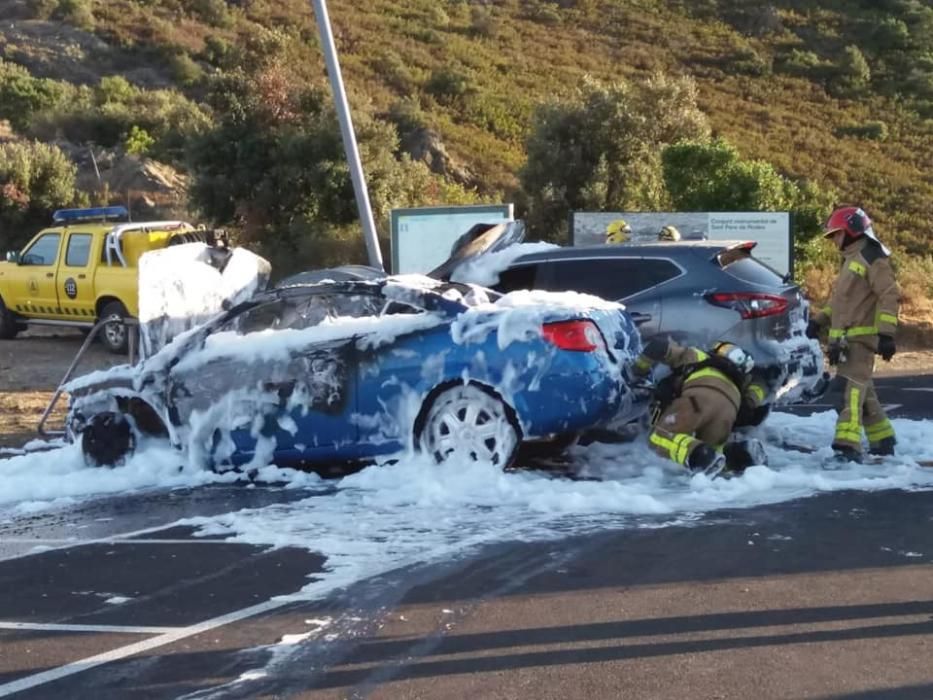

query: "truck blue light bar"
xmin=52 ymin=206 xmax=129 ymax=224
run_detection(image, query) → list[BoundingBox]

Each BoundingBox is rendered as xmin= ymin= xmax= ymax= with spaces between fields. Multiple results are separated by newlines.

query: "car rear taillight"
xmin=705 ymin=292 xmax=789 ymax=319
xmin=542 ymin=320 xmax=603 ymax=352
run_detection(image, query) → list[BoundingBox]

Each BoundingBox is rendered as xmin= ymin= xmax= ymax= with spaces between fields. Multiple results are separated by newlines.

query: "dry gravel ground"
xmin=0 ymin=328 xmax=125 ymax=448
xmin=1 ymin=328 xmax=932 ymax=450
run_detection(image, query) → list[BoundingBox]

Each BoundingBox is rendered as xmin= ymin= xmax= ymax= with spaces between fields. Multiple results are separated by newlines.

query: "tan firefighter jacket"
xmin=634 ymin=337 xmax=766 ymax=414
xmin=811 ymin=237 xmax=899 ymax=347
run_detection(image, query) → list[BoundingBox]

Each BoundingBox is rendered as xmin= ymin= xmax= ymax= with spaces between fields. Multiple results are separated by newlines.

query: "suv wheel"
xmin=0 ymin=296 xmax=19 ymax=340
xmin=99 ymin=301 xmax=129 ymax=354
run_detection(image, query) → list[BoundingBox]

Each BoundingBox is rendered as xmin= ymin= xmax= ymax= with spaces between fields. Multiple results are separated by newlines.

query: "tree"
xmin=520 ymin=73 xmax=710 ymax=240
xmin=0 ymin=141 xmax=76 ymax=250
xmin=831 ymin=46 xmax=872 ymax=97
xmin=661 ymin=139 xmax=835 ymax=269
xmin=188 ymin=65 xmax=478 ymax=276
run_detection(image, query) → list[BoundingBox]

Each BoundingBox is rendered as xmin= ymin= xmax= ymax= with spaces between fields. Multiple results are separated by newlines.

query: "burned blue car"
xmin=66 ymin=271 xmax=643 ymax=472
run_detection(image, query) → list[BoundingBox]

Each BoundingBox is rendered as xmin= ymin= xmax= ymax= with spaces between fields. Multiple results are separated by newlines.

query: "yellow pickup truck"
xmin=0 ymin=207 xmax=201 ymax=353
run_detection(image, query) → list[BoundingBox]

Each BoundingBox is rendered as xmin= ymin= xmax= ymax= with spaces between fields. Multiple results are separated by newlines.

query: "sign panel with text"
xmin=571 ymin=211 xmax=792 ymax=276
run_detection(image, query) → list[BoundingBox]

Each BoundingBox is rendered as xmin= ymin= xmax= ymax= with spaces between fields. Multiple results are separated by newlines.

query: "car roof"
xmin=509 ymin=241 xmax=754 ymax=264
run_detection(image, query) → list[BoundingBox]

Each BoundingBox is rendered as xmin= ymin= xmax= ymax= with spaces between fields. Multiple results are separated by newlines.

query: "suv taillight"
xmin=542 ymin=320 xmax=602 ymax=352
xmin=705 ymin=292 xmax=789 ymax=319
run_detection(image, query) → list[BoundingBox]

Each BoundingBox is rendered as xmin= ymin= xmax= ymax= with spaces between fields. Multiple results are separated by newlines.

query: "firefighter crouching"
xmin=806 ymin=206 xmax=899 ymax=462
xmin=633 ymin=337 xmax=768 ymax=475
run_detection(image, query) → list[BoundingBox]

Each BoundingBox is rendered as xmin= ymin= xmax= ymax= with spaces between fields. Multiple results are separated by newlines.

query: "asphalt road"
xmin=0 ymin=375 xmax=931 ymax=699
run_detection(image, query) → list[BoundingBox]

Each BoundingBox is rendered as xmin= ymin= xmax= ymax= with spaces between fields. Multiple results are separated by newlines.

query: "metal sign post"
xmin=308 ymin=0 xmax=385 ymax=271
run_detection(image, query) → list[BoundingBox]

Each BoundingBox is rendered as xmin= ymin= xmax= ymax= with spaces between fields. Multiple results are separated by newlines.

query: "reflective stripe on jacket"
xmin=812 ymin=237 xmax=899 ymax=343
xmin=636 ymin=338 xmax=742 ymax=411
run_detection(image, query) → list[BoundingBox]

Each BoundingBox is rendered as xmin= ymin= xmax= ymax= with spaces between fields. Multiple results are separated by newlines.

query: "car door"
xmin=352 ymin=294 xmax=450 ymax=456
xmin=59 ymin=232 xmax=96 ymax=319
xmin=166 ymin=292 xmax=363 ymax=466
xmin=10 ymin=232 xmax=63 ymax=317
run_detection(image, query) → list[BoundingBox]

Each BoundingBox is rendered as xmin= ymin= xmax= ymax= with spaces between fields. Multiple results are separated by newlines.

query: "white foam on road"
xmin=2 ymin=411 xmax=932 ymax=598
xmin=182 ymin=411 xmax=933 ymax=603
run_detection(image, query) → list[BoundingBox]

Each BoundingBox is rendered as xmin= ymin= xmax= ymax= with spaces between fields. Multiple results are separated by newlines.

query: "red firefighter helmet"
xmin=824 ymin=206 xmax=870 ymax=239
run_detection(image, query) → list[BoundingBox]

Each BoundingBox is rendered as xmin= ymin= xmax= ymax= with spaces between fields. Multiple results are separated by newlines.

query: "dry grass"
xmin=0 ymin=390 xmax=64 ymax=448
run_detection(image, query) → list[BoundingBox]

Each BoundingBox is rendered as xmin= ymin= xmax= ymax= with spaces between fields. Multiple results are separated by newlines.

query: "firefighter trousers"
xmin=831 ymin=340 xmax=895 ymax=452
xmin=648 ymin=388 xmax=737 ymax=467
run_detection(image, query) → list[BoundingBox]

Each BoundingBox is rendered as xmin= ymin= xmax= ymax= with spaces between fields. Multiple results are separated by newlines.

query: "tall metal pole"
xmin=309 ymin=0 xmax=384 ymax=271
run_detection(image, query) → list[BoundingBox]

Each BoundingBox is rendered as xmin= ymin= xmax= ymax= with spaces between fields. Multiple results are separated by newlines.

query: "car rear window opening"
xmin=718 ymin=251 xmax=785 ymax=286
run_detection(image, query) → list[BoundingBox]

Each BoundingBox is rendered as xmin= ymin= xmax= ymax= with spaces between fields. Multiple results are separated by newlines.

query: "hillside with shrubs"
xmin=0 ymin=0 xmax=932 ymax=326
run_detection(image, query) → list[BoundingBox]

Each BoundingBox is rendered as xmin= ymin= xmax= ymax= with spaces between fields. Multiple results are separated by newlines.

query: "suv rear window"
xmin=547 ymin=258 xmax=681 ymax=300
xmin=720 ymin=252 xmax=785 ymax=286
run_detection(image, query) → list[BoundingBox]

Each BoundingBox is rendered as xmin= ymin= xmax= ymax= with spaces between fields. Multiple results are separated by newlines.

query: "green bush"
xmin=376 ymin=51 xmax=417 ymax=95
xmin=426 ymin=68 xmax=473 ymax=105
xmin=732 ymin=48 xmax=772 ymax=77
xmin=124 ymin=125 xmax=155 ymax=155
xmin=0 ymin=141 xmax=76 ymax=249
xmin=24 ymin=0 xmax=58 ymax=20
xmin=201 ymin=36 xmax=238 ymax=70
xmin=386 ymin=98 xmax=429 ymax=139
xmin=187 ymin=0 xmax=233 ymax=28
xmin=834 ymin=121 xmax=889 ymax=141
xmin=778 ymin=49 xmax=823 ymax=78
xmin=470 ymin=7 xmax=499 ymax=38
xmin=168 ymin=51 xmax=204 ymax=86
xmin=56 ymin=0 xmax=95 ymax=30
xmin=525 ymin=1 xmax=563 ymax=25
xmin=830 ymin=45 xmax=871 ymax=97
xmin=0 ymin=61 xmax=67 ymax=132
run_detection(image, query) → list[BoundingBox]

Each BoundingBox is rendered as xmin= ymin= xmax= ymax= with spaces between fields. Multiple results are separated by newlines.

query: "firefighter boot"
xmin=868 ymin=436 xmax=896 ymax=457
xmin=687 ymin=444 xmax=727 ymax=477
xmin=723 ymin=438 xmax=768 ymax=474
xmin=831 ymin=443 xmax=863 ymax=464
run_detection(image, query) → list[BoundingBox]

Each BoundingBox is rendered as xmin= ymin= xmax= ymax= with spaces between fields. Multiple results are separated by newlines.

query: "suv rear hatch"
xmin=703 ymin=242 xmax=805 ymax=341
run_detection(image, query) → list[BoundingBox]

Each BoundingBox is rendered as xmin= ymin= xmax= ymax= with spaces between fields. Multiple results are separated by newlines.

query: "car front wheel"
xmin=416 ymin=382 xmax=521 ymax=470
xmin=81 ymin=412 xmax=135 ymax=467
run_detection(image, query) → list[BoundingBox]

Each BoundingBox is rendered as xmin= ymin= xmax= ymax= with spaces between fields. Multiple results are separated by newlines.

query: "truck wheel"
xmin=99 ymin=301 xmax=129 ymax=354
xmin=0 ymin=296 xmax=19 ymax=340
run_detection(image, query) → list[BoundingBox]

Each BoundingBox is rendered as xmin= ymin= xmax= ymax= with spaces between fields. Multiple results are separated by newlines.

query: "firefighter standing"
xmin=806 ymin=206 xmax=899 ymax=461
xmin=634 ymin=337 xmax=767 ymax=475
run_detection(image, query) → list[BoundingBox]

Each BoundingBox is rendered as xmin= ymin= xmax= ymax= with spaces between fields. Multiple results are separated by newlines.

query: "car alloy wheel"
xmin=419 ymin=383 xmax=520 ymax=469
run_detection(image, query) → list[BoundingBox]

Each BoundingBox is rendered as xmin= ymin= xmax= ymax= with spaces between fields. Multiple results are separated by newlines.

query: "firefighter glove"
xmin=805 ymin=320 xmax=822 ymax=340
xmin=827 ymin=342 xmax=843 ymax=366
xmin=878 ymin=334 xmax=896 ymax=362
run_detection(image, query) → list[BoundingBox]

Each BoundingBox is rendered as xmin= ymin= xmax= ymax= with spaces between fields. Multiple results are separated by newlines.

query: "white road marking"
xmin=902 ymin=387 xmax=933 ymax=392
xmin=0 ymin=538 xmax=241 ymax=546
xmin=882 ymin=404 xmax=902 ymax=412
xmin=0 ymin=621 xmax=179 ymax=634
xmin=0 ymin=524 xmax=245 ymax=563
xmin=0 ymin=597 xmax=293 ymax=697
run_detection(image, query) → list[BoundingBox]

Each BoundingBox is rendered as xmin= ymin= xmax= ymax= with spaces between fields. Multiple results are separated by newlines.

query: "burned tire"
xmin=98 ymin=301 xmax=129 ymax=354
xmin=81 ymin=412 xmax=135 ymax=467
xmin=415 ymin=382 xmax=521 ymax=470
xmin=0 ymin=296 xmax=18 ymax=340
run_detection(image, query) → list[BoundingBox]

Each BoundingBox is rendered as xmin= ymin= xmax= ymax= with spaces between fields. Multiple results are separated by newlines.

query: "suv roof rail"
xmin=52 ymin=206 xmax=129 ymax=224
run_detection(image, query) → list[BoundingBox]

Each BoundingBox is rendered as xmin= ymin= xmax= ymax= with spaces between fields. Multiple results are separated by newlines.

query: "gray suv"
xmin=488 ymin=241 xmax=826 ymax=407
